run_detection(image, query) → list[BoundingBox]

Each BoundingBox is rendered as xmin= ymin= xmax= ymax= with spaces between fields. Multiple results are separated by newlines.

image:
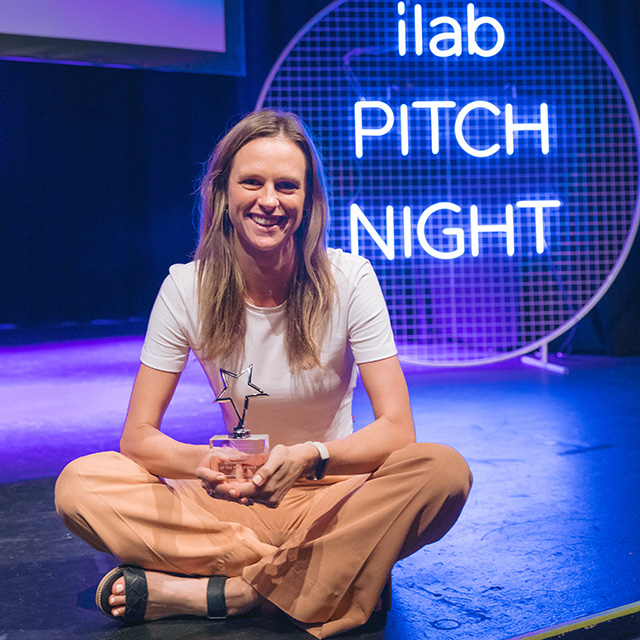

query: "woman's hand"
xmin=195 ymin=449 xmax=237 ymax=501
xmin=243 ymin=443 xmax=318 ymax=507
xmin=196 ymin=443 xmax=318 ymax=508
xmin=196 ymin=355 xmax=415 ymax=504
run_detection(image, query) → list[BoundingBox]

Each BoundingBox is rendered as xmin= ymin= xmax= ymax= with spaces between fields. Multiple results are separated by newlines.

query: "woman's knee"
xmin=389 ymin=442 xmax=473 ymax=499
xmin=54 ymin=451 xmax=129 ymax=551
xmin=54 ymin=451 xmax=128 ymax=519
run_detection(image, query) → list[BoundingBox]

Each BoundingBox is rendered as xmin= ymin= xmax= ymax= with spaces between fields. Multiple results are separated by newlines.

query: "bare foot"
xmin=108 ymin=571 xmax=260 ymax=620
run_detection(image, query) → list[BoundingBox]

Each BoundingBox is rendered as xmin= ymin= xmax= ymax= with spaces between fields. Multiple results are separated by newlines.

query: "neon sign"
xmin=258 ymin=0 xmax=640 ymax=365
xmin=354 ymin=101 xmax=550 ymax=159
xmin=397 ymin=2 xmax=506 ymax=58
xmin=350 ymin=200 xmax=561 ymax=260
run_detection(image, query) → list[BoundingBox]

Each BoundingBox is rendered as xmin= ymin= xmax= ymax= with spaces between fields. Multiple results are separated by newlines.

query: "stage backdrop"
xmin=0 ymin=0 xmax=639 ymax=357
xmin=257 ymin=0 xmax=639 ymax=365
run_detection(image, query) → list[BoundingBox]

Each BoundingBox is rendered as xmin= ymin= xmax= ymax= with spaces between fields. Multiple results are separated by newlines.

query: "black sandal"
xmin=96 ymin=565 xmax=228 ymax=625
xmin=95 ymin=565 xmax=148 ymax=624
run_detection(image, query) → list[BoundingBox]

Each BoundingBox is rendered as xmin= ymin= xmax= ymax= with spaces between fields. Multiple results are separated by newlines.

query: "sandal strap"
xmin=121 ymin=565 xmax=148 ymax=625
xmin=207 ymin=575 xmax=228 ymax=620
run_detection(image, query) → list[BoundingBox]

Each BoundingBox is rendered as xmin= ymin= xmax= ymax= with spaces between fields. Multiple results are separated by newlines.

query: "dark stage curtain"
xmin=0 ymin=0 xmax=638 ymax=355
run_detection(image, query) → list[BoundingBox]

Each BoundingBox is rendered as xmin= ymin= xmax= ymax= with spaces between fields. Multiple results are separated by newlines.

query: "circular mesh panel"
xmin=258 ymin=0 xmax=640 ymax=365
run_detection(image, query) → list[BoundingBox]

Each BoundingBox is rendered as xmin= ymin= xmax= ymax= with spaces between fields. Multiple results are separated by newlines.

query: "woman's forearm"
xmin=120 ymin=422 xmax=209 ymax=479
xmin=323 ymin=417 xmax=415 ymax=476
xmin=119 ymin=364 xmax=210 ymax=479
xmin=322 ymin=355 xmax=416 ymax=476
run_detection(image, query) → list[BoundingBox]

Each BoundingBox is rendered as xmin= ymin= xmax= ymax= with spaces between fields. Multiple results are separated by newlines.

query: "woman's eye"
xmin=278 ymin=182 xmax=298 ymax=192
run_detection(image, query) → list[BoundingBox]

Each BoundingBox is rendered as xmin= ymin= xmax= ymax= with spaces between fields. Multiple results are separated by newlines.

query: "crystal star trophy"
xmin=210 ymin=364 xmax=269 ymax=481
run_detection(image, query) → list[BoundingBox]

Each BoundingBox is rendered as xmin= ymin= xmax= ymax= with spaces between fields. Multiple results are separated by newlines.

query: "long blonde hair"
xmin=195 ymin=109 xmax=335 ymax=370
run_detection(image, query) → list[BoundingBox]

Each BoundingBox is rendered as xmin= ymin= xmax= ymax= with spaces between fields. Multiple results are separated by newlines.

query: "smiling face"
xmin=227 ymin=135 xmax=308 ymax=263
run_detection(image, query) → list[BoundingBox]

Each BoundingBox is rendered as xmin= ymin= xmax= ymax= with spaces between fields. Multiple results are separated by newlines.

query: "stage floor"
xmin=1 ymin=335 xmax=639 ymax=639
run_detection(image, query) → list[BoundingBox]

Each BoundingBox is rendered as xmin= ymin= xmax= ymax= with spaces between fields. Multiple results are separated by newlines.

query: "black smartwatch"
xmin=305 ymin=441 xmax=330 ymax=480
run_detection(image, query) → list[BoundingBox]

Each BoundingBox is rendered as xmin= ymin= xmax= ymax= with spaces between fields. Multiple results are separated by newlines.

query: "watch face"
xmin=304 ymin=441 xmax=329 ymax=479
xmin=315 ymin=457 xmax=329 ymax=480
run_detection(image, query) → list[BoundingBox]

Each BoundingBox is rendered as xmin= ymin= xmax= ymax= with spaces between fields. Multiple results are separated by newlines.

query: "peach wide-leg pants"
xmin=55 ymin=442 xmax=472 ymax=638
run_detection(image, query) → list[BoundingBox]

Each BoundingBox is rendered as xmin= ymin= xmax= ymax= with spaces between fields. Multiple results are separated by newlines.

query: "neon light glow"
xmin=411 ymin=101 xmax=457 ymax=154
xmin=414 ymin=4 xmax=424 ymax=56
xmin=350 ymin=204 xmax=395 ymax=260
xmin=455 ymin=101 xmax=502 ymax=157
xmin=417 ymin=203 xmax=465 ymax=260
xmin=398 ymin=2 xmax=505 ymax=58
xmin=397 ymin=2 xmax=406 ymax=56
xmin=354 ymin=101 xmax=395 ymax=159
xmin=259 ymin=0 xmax=640 ymax=365
xmin=351 ymin=200 xmax=557 ymax=260
xmin=355 ymin=100 xmax=550 ymax=158
xmin=516 ymin=200 xmax=562 ymax=253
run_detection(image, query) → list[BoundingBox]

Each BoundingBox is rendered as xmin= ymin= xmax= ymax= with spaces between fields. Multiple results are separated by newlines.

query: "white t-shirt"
xmin=141 ymin=248 xmax=396 ymax=447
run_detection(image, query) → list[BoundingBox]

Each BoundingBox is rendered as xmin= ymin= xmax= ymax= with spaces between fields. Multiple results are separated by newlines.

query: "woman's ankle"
xmin=144 ymin=572 xmax=209 ymax=619
xmin=224 ymin=576 xmax=260 ymax=616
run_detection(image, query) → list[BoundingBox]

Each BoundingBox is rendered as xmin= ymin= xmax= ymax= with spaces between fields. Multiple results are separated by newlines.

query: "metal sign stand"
xmin=521 ymin=342 xmax=569 ymax=375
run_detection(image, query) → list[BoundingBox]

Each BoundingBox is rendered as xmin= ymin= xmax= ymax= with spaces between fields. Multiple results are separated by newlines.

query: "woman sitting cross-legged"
xmin=54 ymin=109 xmax=472 ymax=639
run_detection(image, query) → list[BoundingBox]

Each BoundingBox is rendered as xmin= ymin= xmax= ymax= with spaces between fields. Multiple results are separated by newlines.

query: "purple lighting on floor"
xmin=2 ymin=335 xmax=640 ymax=640
xmin=0 ymin=336 xmax=223 ymax=483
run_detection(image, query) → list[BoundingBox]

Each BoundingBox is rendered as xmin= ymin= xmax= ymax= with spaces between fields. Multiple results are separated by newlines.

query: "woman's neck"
xmin=235 ymin=241 xmax=296 ymax=308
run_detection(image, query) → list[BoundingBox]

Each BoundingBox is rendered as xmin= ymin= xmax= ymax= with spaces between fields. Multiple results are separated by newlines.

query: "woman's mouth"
xmin=248 ymin=214 xmax=284 ymax=228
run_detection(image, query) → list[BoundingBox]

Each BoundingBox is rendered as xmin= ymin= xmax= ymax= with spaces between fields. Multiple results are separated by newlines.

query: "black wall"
xmin=1 ymin=0 xmax=638 ymax=355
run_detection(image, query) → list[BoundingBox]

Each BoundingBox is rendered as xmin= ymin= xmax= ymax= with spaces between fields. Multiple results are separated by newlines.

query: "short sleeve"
xmin=346 ymin=257 xmax=397 ymax=364
xmin=140 ymin=263 xmax=197 ymax=373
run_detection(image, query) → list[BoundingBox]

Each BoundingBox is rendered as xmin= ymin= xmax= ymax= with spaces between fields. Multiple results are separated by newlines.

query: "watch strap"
xmin=304 ymin=441 xmax=329 ymax=480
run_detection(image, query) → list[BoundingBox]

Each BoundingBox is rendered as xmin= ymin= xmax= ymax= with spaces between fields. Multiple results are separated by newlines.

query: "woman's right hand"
xmin=195 ymin=450 xmax=255 ymax=505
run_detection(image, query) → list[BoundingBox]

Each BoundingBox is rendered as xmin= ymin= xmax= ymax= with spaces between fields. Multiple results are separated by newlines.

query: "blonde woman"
xmin=55 ymin=110 xmax=472 ymax=639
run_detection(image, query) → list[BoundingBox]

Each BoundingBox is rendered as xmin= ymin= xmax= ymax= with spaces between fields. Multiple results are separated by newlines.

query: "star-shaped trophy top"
xmin=214 ymin=364 xmax=268 ymax=438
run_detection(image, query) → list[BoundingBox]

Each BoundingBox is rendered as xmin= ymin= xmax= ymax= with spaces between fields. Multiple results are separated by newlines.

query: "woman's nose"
xmin=258 ymin=184 xmax=278 ymax=210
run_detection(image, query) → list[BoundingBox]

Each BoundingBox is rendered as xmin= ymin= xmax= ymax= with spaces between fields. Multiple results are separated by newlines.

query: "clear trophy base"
xmin=209 ymin=434 xmax=269 ymax=481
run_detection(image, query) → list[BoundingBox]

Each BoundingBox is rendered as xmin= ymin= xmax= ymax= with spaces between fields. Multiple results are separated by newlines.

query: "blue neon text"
xmin=350 ymin=200 xmax=562 ymax=260
xmin=354 ymin=100 xmax=550 ymax=159
xmin=397 ymin=2 xmax=506 ymax=58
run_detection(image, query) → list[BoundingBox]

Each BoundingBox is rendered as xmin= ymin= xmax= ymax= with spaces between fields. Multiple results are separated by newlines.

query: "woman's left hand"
xmin=225 ymin=443 xmax=317 ymax=508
